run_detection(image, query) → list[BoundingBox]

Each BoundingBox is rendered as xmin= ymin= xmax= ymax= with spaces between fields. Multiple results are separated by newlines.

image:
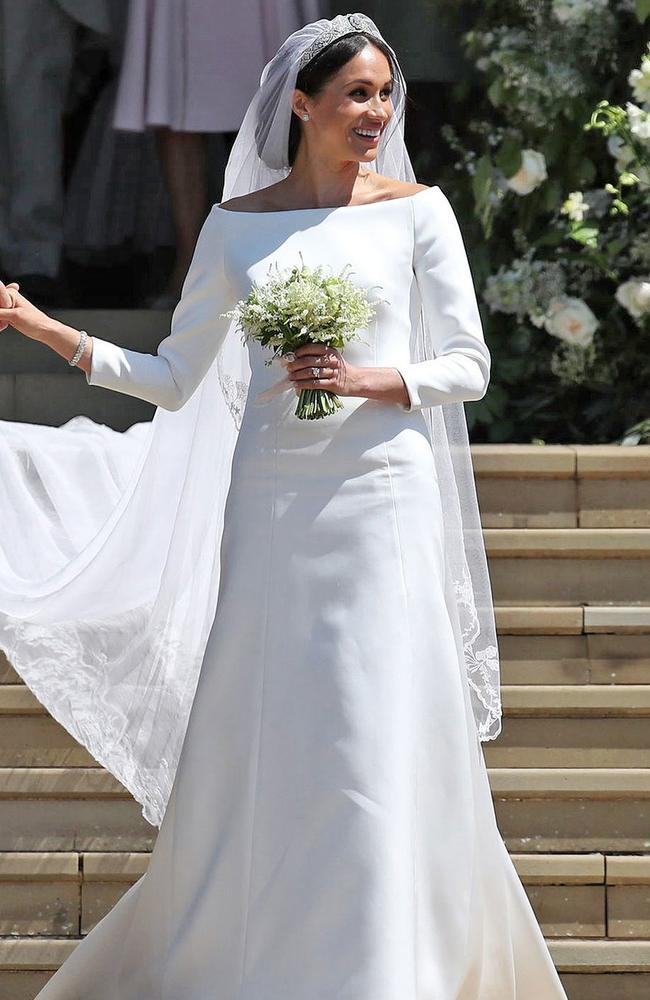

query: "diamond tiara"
xmin=297 ymin=13 xmax=379 ymax=72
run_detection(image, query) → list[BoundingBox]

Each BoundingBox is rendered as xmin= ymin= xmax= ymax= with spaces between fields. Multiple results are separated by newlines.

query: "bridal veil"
xmin=0 ymin=13 xmax=501 ymax=828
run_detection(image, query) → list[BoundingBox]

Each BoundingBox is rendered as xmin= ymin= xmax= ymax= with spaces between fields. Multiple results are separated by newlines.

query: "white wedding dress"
xmin=33 ymin=186 xmax=567 ymax=999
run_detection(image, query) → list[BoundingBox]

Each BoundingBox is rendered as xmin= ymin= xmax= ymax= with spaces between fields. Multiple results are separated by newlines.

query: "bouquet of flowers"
xmin=220 ymin=252 xmax=381 ymax=420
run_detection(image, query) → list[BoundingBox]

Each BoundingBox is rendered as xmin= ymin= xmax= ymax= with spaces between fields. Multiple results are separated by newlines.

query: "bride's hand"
xmin=0 ymin=280 xmax=54 ymax=340
xmin=283 ymin=341 xmax=411 ymax=408
xmin=0 ymin=281 xmax=20 ymax=332
xmin=283 ymin=343 xmax=362 ymax=397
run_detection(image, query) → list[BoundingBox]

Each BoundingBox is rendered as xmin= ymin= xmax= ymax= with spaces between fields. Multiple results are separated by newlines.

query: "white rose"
xmin=543 ymin=296 xmax=598 ymax=346
xmin=615 ymin=277 xmax=650 ymax=319
xmin=505 ymin=149 xmax=548 ymax=195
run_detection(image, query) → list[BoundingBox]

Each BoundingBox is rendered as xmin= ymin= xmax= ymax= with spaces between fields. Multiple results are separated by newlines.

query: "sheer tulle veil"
xmin=0 ymin=13 xmax=501 ymax=828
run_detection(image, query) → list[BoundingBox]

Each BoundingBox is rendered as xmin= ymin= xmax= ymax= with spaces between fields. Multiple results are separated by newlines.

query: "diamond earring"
xmin=302 ymin=114 xmax=310 ymax=120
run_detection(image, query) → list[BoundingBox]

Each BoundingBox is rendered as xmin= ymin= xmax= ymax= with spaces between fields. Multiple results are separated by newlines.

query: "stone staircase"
xmin=0 ymin=316 xmax=649 ymax=998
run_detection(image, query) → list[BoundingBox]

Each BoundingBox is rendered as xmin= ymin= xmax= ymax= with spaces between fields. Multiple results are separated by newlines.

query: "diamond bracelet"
xmin=68 ymin=329 xmax=88 ymax=367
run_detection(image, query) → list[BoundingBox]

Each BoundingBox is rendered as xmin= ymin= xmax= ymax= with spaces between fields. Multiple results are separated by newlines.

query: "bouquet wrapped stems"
xmin=293 ymin=380 xmax=343 ymax=420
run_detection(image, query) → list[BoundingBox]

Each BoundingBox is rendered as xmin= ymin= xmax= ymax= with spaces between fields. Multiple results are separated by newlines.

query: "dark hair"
xmin=288 ymin=32 xmax=406 ymax=168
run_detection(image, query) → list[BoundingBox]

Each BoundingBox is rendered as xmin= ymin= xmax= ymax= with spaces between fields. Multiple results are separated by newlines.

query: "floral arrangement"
xmin=432 ymin=0 xmax=650 ymax=444
xmin=220 ymin=253 xmax=379 ymax=420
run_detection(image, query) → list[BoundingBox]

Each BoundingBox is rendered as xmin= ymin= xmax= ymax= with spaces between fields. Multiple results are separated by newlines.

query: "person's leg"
xmin=153 ymin=127 xmax=208 ymax=303
xmin=0 ymin=0 xmax=76 ymax=281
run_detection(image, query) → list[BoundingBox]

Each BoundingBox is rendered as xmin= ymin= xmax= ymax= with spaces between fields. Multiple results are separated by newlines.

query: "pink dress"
xmin=113 ymin=0 xmax=326 ymax=133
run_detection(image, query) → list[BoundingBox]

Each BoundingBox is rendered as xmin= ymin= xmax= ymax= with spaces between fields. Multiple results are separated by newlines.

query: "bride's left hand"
xmin=282 ymin=342 xmax=362 ymax=397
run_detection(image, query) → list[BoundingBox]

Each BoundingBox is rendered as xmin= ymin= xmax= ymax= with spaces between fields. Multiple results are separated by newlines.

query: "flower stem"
xmin=295 ymin=388 xmax=343 ymax=420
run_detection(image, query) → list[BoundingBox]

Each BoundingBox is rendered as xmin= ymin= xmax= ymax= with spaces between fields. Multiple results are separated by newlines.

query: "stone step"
xmin=491 ymin=770 xmax=650 ymax=854
xmin=487 ymin=685 xmax=650 ymax=767
xmin=482 ymin=529 xmax=650 ymax=604
xmin=1 ymin=938 xmax=649 ymax=1000
xmin=0 ymin=768 xmax=649 ymax=855
xmin=2 ymin=851 xmax=648 ymax=940
xmin=472 ymin=444 xmax=650 ymax=529
xmin=4 ymin=683 xmax=650 ymax=769
xmin=501 ymin=685 xmax=650 ymax=716
xmin=0 ymin=767 xmax=648 ymax=802
xmin=5 ymin=683 xmax=649 ymax=719
xmin=485 ymin=529 xmax=650 ymax=559
xmin=0 ymin=855 xmax=648 ymax=937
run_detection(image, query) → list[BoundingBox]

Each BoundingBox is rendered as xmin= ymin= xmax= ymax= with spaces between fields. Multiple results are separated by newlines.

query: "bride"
xmin=0 ymin=13 xmax=569 ymax=1000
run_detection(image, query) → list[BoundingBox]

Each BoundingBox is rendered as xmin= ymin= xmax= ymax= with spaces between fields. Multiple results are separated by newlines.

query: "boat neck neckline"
xmin=213 ymin=185 xmax=439 ymax=217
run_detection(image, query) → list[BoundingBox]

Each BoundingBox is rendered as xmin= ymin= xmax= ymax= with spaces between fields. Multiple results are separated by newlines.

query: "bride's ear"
xmin=292 ymin=89 xmax=310 ymax=121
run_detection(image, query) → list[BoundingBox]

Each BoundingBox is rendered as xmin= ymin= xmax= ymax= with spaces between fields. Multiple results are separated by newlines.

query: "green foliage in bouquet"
xmin=431 ymin=0 xmax=650 ymax=444
xmin=220 ymin=252 xmax=380 ymax=419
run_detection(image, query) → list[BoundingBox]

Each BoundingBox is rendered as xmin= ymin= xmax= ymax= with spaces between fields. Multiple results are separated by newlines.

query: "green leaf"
xmin=534 ymin=228 xmax=567 ymax=249
xmin=541 ymin=179 xmax=564 ymax=214
xmin=487 ymin=76 xmax=506 ymax=108
xmin=569 ymin=225 xmax=599 ymax=247
xmin=578 ymin=158 xmax=597 ymax=186
xmin=472 ymin=155 xmax=495 ymax=237
xmin=495 ymin=139 xmax=522 ymax=180
xmin=540 ymin=129 xmax=568 ymax=165
xmin=636 ymin=0 xmax=650 ymax=22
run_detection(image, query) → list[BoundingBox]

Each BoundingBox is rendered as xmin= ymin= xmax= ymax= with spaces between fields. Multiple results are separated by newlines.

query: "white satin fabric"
xmin=33 ymin=187 xmax=567 ymax=998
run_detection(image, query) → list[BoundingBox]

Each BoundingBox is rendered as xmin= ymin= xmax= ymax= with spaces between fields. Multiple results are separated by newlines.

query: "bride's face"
xmin=295 ymin=44 xmax=394 ymax=164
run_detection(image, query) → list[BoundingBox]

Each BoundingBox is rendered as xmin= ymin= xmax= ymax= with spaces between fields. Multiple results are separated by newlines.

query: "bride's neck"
xmin=281 ymin=164 xmax=376 ymax=208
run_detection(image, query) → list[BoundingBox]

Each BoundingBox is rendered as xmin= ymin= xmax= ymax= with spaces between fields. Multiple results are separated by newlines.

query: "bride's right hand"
xmin=0 ymin=280 xmax=54 ymax=340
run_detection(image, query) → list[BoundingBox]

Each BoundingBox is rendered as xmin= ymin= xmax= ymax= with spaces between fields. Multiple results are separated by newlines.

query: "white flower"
xmin=628 ymin=45 xmax=650 ymax=106
xmin=552 ymin=0 xmax=607 ymax=23
xmin=542 ymin=296 xmax=598 ymax=346
xmin=561 ymin=190 xmax=589 ymax=222
xmin=505 ymin=149 xmax=548 ymax=195
xmin=607 ymin=133 xmax=650 ymax=190
xmin=626 ymin=102 xmax=650 ymax=144
xmin=615 ymin=277 xmax=650 ymax=320
xmin=607 ymin=134 xmax=634 ymax=166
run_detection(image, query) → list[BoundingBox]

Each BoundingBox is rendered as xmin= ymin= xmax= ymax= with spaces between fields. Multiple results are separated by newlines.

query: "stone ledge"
xmin=585 ymin=607 xmax=650 ymax=633
xmin=4 ymin=937 xmax=649 ymax=974
xmin=485 ymin=529 xmax=650 ymax=558
xmin=501 ymin=685 xmax=650 ymax=716
xmin=0 ymin=938 xmax=77 ymax=971
xmin=0 ymin=768 xmax=128 ymax=799
xmin=512 ymin=853 xmax=605 ymax=884
xmin=575 ymin=447 xmax=650 ymax=480
xmin=471 ymin=444 xmax=576 ymax=478
xmin=82 ymin=852 xmax=149 ymax=881
xmin=549 ymin=938 xmax=650 ymax=973
xmin=0 ymin=852 xmax=79 ymax=881
xmin=495 ymin=606 xmax=584 ymax=633
xmin=490 ymin=768 xmax=650 ymax=799
xmin=470 ymin=444 xmax=650 ymax=480
xmin=607 ymin=857 xmax=650 ymax=885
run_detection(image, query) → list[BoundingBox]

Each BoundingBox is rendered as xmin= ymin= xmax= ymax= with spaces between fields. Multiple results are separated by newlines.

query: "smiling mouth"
xmin=352 ymin=127 xmax=383 ymax=142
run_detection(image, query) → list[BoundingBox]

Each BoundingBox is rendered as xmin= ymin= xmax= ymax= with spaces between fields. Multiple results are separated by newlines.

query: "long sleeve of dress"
xmin=393 ymin=187 xmax=491 ymax=412
xmin=85 ymin=206 xmax=233 ymax=411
